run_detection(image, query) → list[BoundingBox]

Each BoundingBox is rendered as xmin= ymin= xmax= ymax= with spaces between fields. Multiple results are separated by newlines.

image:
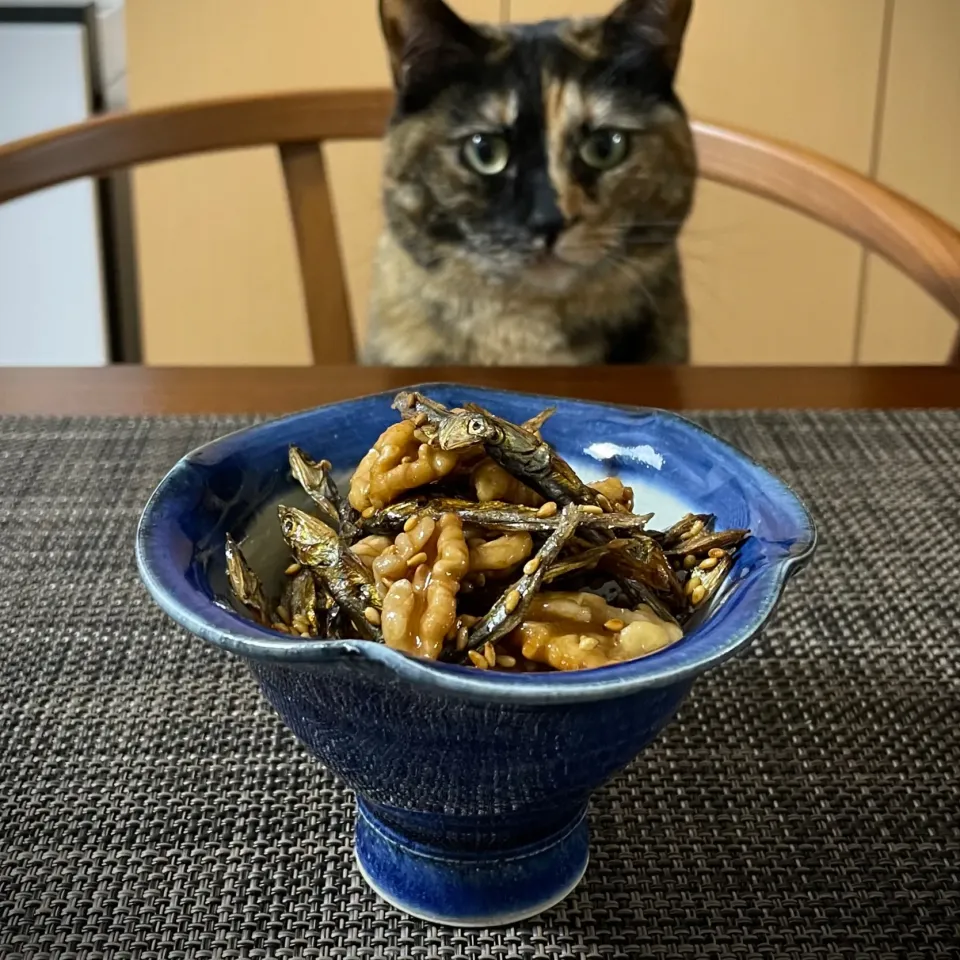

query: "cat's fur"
xmin=365 ymin=0 xmax=697 ymax=366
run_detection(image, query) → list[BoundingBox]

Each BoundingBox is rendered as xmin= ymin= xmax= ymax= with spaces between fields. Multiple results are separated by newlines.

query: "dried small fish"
xmin=280 ymin=568 xmax=321 ymax=638
xmin=289 ymin=446 xmax=359 ymax=540
xmin=601 ymin=536 xmax=683 ymax=601
xmin=451 ymin=504 xmax=581 ymax=660
xmin=358 ymin=496 xmax=654 ymax=538
xmin=462 ymin=401 xmax=556 ymax=438
xmin=542 ymin=542 xmax=628 ymax=585
xmin=225 ymin=534 xmax=272 ymax=625
xmin=278 ymin=506 xmax=383 ymax=642
xmin=662 ymin=528 xmax=750 ymax=558
xmin=433 ymin=409 xmax=606 ymax=511
xmin=656 ymin=513 xmax=715 ymax=549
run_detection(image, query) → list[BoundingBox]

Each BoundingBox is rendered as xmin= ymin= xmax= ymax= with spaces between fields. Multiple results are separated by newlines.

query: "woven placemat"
xmin=1 ymin=411 xmax=957 ymax=959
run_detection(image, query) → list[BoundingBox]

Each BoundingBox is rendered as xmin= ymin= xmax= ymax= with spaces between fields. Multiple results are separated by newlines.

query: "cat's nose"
xmin=531 ymin=213 xmax=565 ymax=249
xmin=529 ymin=177 xmax=566 ymax=249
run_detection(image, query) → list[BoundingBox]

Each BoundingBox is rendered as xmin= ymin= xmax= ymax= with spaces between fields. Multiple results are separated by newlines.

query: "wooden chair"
xmin=1 ymin=89 xmax=958 ymax=365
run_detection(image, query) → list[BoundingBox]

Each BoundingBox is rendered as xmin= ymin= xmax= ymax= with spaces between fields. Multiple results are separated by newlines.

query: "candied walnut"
xmin=589 ymin=478 xmax=634 ymax=513
xmin=351 ymin=535 xmax=394 ymax=572
xmin=468 ymin=532 xmax=534 ymax=573
xmin=512 ymin=591 xmax=683 ymax=671
xmin=472 ymin=459 xmax=543 ymax=507
xmin=349 ymin=421 xmax=460 ymax=513
xmin=372 ymin=516 xmax=437 ymax=597
xmin=381 ymin=513 xmax=470 ymax=659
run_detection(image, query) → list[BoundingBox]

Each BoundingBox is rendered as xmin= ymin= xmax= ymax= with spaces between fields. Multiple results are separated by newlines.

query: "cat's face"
xmin=380 ymin=0 xmax=697 ymax=294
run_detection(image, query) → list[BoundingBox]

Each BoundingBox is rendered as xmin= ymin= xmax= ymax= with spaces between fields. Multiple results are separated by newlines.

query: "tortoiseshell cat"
xmin=365 ymin=0 xmax=697 ymax=366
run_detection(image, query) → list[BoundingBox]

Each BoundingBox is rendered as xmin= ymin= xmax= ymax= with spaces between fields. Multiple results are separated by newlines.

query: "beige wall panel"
xmin=859 ymin=0 xmax=959 ymax=365
xmin=512 ymin=0 xmax=886 ymax=364
xmin=128 ymin=0 xmax=500 ymax=365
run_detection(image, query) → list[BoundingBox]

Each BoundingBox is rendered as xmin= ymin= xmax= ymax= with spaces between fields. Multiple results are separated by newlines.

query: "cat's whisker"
xmin=602 ymin=255 xmax=659 ymax=313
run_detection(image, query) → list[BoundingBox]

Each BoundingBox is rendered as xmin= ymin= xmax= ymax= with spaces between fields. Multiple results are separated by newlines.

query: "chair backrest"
xmin=2 ymin=89 xmax=958 ymax=365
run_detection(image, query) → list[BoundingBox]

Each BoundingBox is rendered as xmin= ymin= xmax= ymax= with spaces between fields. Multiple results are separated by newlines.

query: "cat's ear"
xmin=603 ymin=0 xmax=693 ymax=72
xmin=379 ymin=0 xmax=491 ymax=89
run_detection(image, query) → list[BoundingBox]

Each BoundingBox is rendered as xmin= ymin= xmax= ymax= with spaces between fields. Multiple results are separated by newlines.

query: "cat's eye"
xmin=462 ymin=133 xmax=511 ymax=176
xmin=579 ymin=129 xmax=630 ymax=170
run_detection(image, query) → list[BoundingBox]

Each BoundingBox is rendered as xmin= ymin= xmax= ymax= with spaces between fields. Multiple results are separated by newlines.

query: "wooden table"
xmin=0 ymin=366 xmax=957 ymax=415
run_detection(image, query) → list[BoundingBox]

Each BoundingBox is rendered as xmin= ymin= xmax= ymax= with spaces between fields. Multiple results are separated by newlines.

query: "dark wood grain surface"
xmin=0 ymin=366 xmax=957 ymax=416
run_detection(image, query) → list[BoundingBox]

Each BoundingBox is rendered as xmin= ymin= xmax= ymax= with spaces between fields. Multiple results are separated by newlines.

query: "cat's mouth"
xmin=519 ymin=251 xmax=586 ymax=293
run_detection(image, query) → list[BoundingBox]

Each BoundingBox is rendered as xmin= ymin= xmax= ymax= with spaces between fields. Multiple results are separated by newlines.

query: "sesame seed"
xmin=523 ymin=557 xmax=540 ymax=576
xmin=709 ymin=548 xmax=727 ymax=559
xmin=468 ymin=650 xmax=488 ymax=669
xmin=484 ymin=642 xmax=497 ymax=667
xmin=579 ymin=636 xmax=599 ymax=651
xmin=691 ymin=585 xmax=707 ymax=606
xmin=457 ymin=626 xmax=470 ymax=650
xmin=604 ymin=618 xmax=626 ymax=633
xmin=699 ymin=557 xmax=719 ymax=571
xmin=496 ymin=655 xmax=517 ymax=669
xmin=684 ymin=576 xmax=702 ymax=598
xmin=285 ymin=562 xmax=302 ymax=576
xmin=537 ymin=501 xmax=558 ymax=518
xmin=276 ymin=605 xmax=291 ymax=625
xmin=407 ymin=551 xmax=428 ymax=569
xmin=403 ymin=516 xmax=419 ymax=533
xmin=364 ymin=606 xmax=381 ymax=626
xmin=504 ymin=590 xmax=521 ymax=614
xmin=596 ymin=495 xmax=613 ymax=513
xmin=581 ymin=505 xmax=604 ymax=516
xmin=683 ymin=555 xmax=698 ymax=570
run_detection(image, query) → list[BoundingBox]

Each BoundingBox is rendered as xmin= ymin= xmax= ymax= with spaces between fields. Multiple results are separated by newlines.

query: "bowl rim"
xmin=136 ymin=382 xmax=817 ymax=704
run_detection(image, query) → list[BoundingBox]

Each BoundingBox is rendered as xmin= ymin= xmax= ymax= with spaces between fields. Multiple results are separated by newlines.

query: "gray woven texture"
xmin=1 ymin=411 xmax=958 ymax=960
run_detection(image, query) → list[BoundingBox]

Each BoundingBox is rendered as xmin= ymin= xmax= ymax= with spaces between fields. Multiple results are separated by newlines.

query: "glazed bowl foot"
xmin=354 ymin=799 xmax=590 ymax=927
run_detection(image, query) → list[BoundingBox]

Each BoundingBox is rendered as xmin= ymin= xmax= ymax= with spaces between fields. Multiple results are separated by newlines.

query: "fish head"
xmin=288 ymin=446 xmax=334 ymax=492
xmin=437 ymin=413 xmax=497 ymax=450
xmin=278 ymin=506 xmax=339 ymax=566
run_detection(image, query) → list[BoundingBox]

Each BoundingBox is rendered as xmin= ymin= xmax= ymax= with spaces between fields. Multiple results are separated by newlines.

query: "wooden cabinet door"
xmin=858 ymin=0 xmax=960 ymax=364
xmin=127 ymin=0 xmax=501 ymax=365
xmin=510 ymin=0 xmax=889 ymax=365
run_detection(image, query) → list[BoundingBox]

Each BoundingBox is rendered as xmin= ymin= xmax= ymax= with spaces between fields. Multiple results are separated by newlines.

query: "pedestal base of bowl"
xmin=354 ymin=800 xmax=589 ymax=927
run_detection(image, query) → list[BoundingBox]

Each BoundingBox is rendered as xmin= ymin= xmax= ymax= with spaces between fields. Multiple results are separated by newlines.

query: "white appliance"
xmin=0 ymin=4 xmax=112 ymax=365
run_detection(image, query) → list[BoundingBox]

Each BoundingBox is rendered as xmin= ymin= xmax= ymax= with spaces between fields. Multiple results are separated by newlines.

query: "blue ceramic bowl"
xmin=136 ymin=384 xmax=815 ymax=927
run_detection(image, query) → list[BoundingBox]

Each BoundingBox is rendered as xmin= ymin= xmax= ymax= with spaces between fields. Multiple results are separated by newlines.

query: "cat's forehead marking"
xmin=544 ymin=74 xmax=616 ymax=129
xmin=543 ymin=74 xmax=588 ymax=220
xmin=477 ymin=89 xmax=520 ymax=127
